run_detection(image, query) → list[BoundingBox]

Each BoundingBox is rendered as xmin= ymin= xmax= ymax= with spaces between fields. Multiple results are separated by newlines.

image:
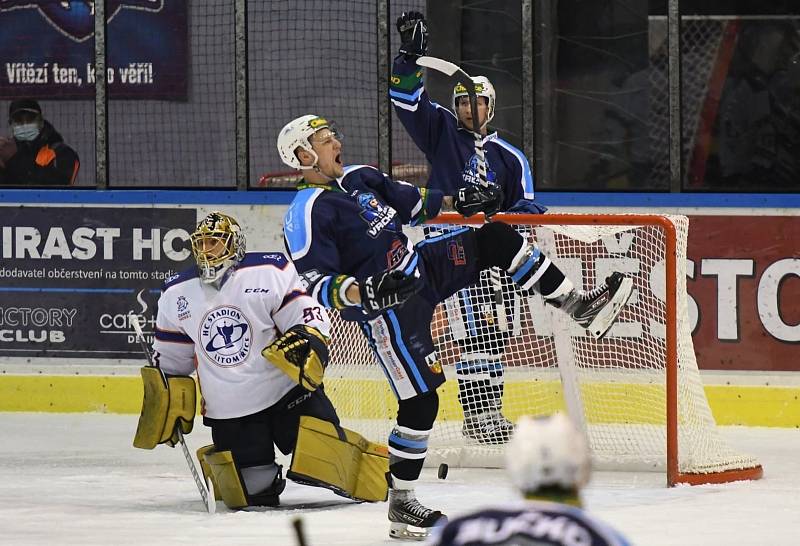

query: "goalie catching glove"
xmin=262 ymin=324 xmax=329 ymax=391
xmin=454 ymin=184 xmax=504 ymax=218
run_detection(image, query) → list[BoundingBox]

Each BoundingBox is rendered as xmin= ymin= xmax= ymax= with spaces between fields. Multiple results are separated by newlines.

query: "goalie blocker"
xmin=133 ymin=367 xmax=196 ymax=450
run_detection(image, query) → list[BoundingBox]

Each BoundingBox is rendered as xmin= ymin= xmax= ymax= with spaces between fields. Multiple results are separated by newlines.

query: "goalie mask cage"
xmin=324 ymin=213 xmax=763 ymax=486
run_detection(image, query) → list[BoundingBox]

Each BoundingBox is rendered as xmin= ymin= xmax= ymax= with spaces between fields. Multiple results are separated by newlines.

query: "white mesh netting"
xmin=323 ymin=215 xmax=760 ymax=478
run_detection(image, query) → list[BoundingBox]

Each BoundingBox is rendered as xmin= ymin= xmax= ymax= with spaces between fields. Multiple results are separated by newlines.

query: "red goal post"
xmin=324 ymin=212 xmax=763 ymax=486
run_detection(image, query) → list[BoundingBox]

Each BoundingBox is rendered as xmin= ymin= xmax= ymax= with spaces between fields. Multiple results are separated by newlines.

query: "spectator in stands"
xmin=426 ymin=413 xmax=633 ymax=546
xmin=0 ymin=99 xmax=80 ymax=186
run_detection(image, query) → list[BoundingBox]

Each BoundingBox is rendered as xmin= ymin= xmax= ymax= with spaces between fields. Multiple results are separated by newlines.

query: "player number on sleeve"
xmin=303 ymin=307 xmax=324 ymax=323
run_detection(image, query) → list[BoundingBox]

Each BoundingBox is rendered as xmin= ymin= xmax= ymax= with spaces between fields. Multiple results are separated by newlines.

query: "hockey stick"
xmin=130 ymin=314 xmax=216 ymax=514
xmin=416 ymin=56 xmax=508 ymax=331
xmin=416 ymin=56 xmax=489 ymax=190
xmin=292 ymin=517 xmax=309 ymax=546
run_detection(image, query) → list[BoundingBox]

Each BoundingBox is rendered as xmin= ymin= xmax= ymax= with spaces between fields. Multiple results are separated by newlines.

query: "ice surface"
xmin=0 ymin=414 xmax=797 ymax=545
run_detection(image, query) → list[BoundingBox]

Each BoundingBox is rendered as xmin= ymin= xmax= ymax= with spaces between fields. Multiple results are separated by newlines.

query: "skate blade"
xmin=389 ymin=522 xmax=431 ymax=541
xmin=588 ymin=277 xmax=633 ymax=340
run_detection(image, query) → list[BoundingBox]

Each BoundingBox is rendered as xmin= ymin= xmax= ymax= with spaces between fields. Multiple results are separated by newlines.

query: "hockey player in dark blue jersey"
xmin=427 ymin=413 xmax=633 ymax=546
xmin=391 ymin=12 xmax=540 ymax=207
xmin=392 ymin=11 xmax=547 ymax=445
xmin=277 ymin=114 xmax=633 ymax=540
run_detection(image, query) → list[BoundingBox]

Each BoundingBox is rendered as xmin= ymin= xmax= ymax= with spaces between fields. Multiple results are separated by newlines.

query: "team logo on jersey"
xmin=446 ymin=238 xmax=466 ymax=266
xmin=425 ymin=352 xmax=442 ymax=374
xmin=386 ymin=239 xmax=408 ymax=269
xmin=462 ymin=154 xmax=497 ymax=187
xmin=357 ymin=192 xmax=398 ymax=238
xmin=176 ymin=295 xmax=190 ymax=321
xmin=199 ymin=306 xmax=252 ymax=368
xmin=0 ymin=1 xmax=164 ymax=43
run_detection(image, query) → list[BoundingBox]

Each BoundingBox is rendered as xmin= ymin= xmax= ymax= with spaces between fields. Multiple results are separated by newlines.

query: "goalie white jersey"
xmin=152 ymin=252 xmax=330 ymax=419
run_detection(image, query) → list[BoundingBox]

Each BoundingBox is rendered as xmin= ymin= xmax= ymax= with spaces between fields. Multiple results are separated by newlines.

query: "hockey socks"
xmin=388 ymin=425 xmax=430 ymax=482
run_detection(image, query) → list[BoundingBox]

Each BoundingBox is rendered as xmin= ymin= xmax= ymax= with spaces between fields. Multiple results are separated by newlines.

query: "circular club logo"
xmin=199 ymin=306 xmax=252 ymax=367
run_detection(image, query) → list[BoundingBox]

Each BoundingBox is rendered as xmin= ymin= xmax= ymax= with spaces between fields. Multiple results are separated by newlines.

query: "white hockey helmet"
xmin=452 ymin=76 xmax=496 ymax=125
xmin=505 ymin=413 xmax=591 ymax=494
xmin=276 ymin=114 xmax=333 ymax=170
xmin=190 ymin=211 xmax=246 ymax=284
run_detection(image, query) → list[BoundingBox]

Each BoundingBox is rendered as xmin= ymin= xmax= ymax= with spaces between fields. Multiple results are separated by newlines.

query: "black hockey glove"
xmin=454 ymin=184 xmax=504 ymax=218
xmin=359 ymin=269 xmax=420 ymax=314
xmin=396 ymin=11 xmax=428 ymax=59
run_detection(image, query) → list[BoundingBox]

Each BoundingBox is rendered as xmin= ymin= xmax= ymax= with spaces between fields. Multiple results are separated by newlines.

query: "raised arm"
xmin=390 ymin=12 xmax=454 ymax=157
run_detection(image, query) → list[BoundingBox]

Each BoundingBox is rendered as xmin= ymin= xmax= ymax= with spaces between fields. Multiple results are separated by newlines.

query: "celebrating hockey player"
xmin=391 ymin=11 xmax=549 ymax=444
xmin=133 ymin=211 xmax=390 ymax=510
xmin=427 ymin=413 xmax=633 ymax=546
xmin=277 ymin=115 xmax=633 ymax=539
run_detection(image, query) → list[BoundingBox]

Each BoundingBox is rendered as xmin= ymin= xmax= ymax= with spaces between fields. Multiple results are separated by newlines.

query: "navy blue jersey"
xmin=391 ymin=55 xmax=535 ymax=208
xmin=428 ymin=501 xmax=631 ymax=546
xmin=284 ymin=164 xmax=443 ymax=319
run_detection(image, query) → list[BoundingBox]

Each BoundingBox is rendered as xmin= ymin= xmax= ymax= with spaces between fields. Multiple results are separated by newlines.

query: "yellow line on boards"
xmin=0 ymin=376 xmax=797 ymax=427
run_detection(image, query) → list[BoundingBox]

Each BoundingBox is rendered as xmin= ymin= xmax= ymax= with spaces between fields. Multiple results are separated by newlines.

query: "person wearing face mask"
xmin=0 ymin=99 xmax=80 ymax=186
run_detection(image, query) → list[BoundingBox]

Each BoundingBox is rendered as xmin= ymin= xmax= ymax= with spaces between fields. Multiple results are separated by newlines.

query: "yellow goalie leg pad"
xmin=289 ymin=415 xmax=389 ymax=503
xmin=203 ymin=449 xmax=248 ymax=509
xmin=196 ymin=445 xmax=222 ymax=501
xmin=133 ymin=367 xmax=196 ymax=449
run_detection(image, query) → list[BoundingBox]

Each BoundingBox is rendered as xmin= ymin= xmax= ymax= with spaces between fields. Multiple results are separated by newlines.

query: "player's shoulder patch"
xmin=238 ymin=251 xmax=289 ymax=269
xmin=286 ymin=187 xmax=325 ymax=221
xmin=285 ymin=188 xmax=329 ymax=260
xmin=162 ymin=266 xmax=199 ymax=291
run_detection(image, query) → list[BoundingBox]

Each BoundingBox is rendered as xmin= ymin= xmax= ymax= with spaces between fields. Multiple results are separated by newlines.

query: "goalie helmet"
xmin=451 ymin=76 xmax=496 ymax=125
xmin=190 ymin=211 xmax=246 ymax=284
xmin=277 ymin=114 xmax=334 ymax=170
xmin=505 ymin=413 xmax=590 ymax=494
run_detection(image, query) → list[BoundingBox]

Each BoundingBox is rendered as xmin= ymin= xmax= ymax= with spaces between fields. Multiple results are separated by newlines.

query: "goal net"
xmin=324 ymin=213 xmax=762 ymax=486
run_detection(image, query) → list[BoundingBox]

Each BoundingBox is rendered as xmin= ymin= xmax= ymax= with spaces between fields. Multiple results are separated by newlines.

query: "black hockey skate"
xmin=559 ymin=272 xmax=633 ymax=339
xmin=462 ymin=410 xmax=515 ymax=445
xmin=388 ymin=489 xmax=447 ymax=540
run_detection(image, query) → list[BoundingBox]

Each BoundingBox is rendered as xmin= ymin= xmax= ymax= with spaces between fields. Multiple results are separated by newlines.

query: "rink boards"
xmin=0 ymin=371 xmax=797 ymax=427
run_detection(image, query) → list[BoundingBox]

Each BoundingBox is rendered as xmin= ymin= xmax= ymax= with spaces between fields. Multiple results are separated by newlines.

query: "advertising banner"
xmin=0 ymin=1 xmax=188 ymax=100
xmin=0 ymin=206 xmax=195 ymax=358
xmin=0 ymin=206 xmax=796 ymax=372
xmin=686 ymin=215 xmax=800 ymax=372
